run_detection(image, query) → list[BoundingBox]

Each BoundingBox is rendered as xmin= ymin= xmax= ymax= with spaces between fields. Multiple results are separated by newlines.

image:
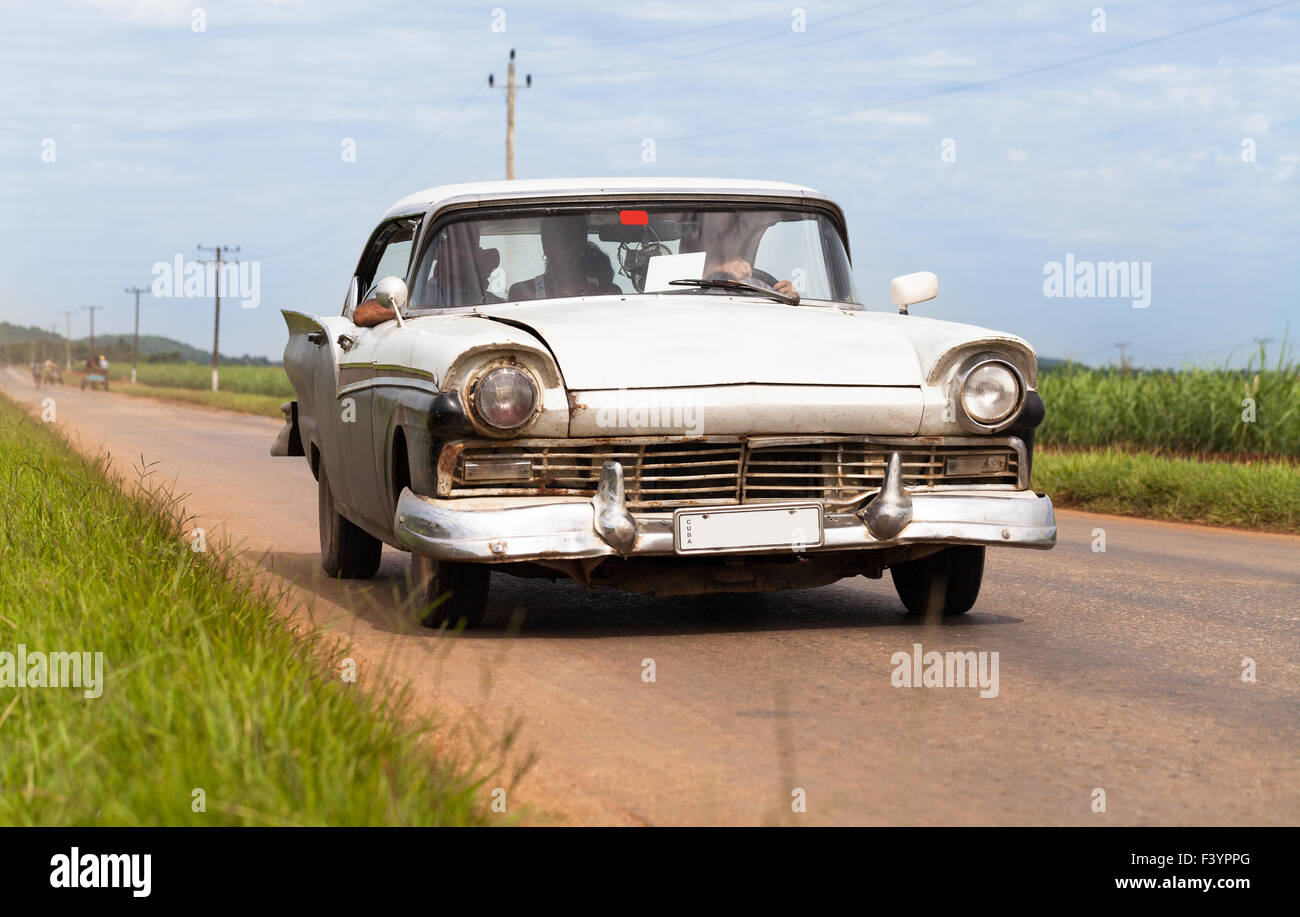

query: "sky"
xmin=1 ymin=0 xmax=1296 ymax=367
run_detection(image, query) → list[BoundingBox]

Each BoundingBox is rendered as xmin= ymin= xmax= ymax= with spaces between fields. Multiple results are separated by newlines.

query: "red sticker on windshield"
xmin=619 ymin=210 xmax=649 ymax=225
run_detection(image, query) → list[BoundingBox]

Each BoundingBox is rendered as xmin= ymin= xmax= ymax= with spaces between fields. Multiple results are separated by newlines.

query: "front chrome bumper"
xmin=395 ymin=454 xmax=1056 ymax=563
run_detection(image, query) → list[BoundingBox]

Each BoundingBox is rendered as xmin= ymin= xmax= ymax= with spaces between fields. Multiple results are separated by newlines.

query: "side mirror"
xmin=373 ymin=275 xmax=409 ymax=312
xmin=890 ymin=271 xmax=938 ymax=315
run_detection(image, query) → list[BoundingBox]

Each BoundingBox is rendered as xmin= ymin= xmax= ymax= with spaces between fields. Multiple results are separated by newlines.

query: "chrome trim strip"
xmin=439 ymin=435 xmax=1031 ymax=501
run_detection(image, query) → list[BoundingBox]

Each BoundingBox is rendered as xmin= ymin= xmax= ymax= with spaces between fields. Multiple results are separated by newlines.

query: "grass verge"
xmin=112 ymin=363 xmax=294 ymax=398
xmin=0 ymin=393 xmax=486 ymax=825
xmin=111 ymin=381 xmax=285 ymax=419
xmin=1035 ymin=447 xmax=1300 ymax=534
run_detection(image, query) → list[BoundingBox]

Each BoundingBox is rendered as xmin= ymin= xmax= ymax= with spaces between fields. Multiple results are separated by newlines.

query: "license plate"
xmin=673 ymin=503 xmax=824 ymax=554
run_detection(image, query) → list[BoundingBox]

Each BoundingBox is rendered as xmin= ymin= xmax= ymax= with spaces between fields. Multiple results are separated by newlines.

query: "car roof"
xmin=382 ymin=177 xmax=843 ymax=223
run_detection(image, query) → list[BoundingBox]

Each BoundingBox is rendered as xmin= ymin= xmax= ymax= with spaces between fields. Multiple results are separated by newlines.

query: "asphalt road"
xmin=5 ymin=367 xmax=1298 ymax=826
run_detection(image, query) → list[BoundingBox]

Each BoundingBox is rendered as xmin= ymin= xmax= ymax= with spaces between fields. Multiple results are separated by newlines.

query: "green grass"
xmin=1035 ymin=447 xmax=1300 ymax=533
xmin=125 ymin=362 xmax=295 ymax=398
xmin=65 ymin=361 xmax=295 ymax=398
xmin=1038 ymin=345 xmax=1300 ymax=457
xmin=112 ymin=381 xmax=286 ymax=419
xmin=0 ymin=393 xmax=487 ymax=825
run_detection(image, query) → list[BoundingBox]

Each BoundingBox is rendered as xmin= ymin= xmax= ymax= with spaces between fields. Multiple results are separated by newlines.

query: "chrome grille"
xmin=441 ymin=437 xmax=1021 ymax=510
xmin=744 ymin=441 xmax=1020 ymax=505
xmin=443 ymin=441 xmax=744 ymax=509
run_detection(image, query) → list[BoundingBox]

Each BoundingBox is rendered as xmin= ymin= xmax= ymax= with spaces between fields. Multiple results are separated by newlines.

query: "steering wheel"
xmin=749 ymin=267 xmax=779 ymax=288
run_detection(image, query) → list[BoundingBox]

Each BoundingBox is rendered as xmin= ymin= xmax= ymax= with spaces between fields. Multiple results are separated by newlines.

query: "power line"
xmin=536 ymin=0 xmax=902 ymax=79
xmin=245 ymin=62 xmax=505 ymax=262
xmin=528 ymin=0 xmax=839 ymax=61
xmin=464 ymin=139 xmax=505 ymax=182
xmin=624 ymin=0 xmax=1299 ymax=144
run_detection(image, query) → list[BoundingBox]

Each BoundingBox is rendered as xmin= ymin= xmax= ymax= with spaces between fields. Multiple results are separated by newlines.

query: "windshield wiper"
xmin=666 ymin=278 xmax=799 ymax=306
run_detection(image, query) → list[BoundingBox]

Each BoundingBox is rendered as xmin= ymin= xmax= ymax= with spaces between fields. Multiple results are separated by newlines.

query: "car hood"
xmin=474 ymin=296 xmax=935 ymax=390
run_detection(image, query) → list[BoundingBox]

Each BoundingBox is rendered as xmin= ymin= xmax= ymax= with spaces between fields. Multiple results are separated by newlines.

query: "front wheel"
xmin=410 ymin=554 xmax=490 ymax=629
xmin=890 ymin=546 xmax=985 ymax=617
xmin=318 ymin=459 xmax=382 ymax=579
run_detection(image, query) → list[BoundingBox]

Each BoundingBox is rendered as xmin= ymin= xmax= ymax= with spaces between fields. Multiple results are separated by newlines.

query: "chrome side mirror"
xmin=890 ymin=271 xmax=938 ymax=315
xmin=373 ymin=275 xmax=409 ymax=312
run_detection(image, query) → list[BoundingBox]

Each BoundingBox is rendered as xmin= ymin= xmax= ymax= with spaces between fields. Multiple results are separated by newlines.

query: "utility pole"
xmin=81 ymin=305 xmax=103 ymax=365
xmin=59 ymin=310 xmax=73 ymax=370
xmin=124 ymin=285 xmax=149 ymax=384
xmin=489 ymin=50 xmax=531 ymax=180
xmin=1114 ymin=342 xmax=1132 ymax=375
xmin=197 ymin=244 xmax=239 ymax=391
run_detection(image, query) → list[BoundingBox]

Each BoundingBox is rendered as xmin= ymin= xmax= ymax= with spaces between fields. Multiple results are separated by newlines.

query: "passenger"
xmin=508 ymin=215 xmax=620 ymax=301
xmin=355 ymin=223 xmax=501 ymax=325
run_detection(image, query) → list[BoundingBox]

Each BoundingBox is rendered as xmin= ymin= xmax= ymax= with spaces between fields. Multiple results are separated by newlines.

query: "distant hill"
xmin=0 ymin=322 xmax=277 ymax=366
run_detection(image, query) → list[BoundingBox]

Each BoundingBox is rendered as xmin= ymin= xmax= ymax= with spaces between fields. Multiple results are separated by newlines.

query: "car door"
xmin=334 ymin=215 xmax=421 ymax=534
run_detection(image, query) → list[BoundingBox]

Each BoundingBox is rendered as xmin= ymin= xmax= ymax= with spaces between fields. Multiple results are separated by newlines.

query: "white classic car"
xmin=273 ymin=178 xmax=1054 ymax=627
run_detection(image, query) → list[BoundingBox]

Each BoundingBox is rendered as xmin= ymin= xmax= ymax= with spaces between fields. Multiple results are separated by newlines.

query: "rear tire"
xmin=318 ymin=459 xmax=382 ymax=579
xmin=890 ymin=546 xmax=985 ymax=617
xmin=411 ymin=554 xmax=490 ymax=629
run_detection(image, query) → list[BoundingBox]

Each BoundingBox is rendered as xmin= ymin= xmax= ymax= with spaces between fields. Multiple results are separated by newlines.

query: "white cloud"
xmin=846 ymin=109 xmax=935 ymax=127
xmin=900 ymin=49 xmax=979 ymax=69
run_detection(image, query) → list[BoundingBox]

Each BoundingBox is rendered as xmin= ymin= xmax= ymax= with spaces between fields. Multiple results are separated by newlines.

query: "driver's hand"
xmin=709 ymin=257 xmax=752 ymax=280
xmin=773 ymin=280 xmax=797 ymax=297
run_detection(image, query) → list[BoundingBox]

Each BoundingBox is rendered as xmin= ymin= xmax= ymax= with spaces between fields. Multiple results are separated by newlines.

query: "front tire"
xmin=890 ymin=546 xmax=985 ymax=617
xmin=318 ymin=459 xmax=382 ymax=579
xmin=410 ymin=554 xmax=490 ymax=629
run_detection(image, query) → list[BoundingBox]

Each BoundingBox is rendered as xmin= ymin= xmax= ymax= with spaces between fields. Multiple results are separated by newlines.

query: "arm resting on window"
xmin=353 ymin=299 xmax=396 ymax=327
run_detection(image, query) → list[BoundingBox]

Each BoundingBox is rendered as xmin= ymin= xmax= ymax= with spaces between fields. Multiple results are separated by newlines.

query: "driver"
xmin=697 ymin=211 xmax=798 ymax=298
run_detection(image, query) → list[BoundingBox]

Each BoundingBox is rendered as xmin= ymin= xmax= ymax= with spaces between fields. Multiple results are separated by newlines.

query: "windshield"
xmin=407 ymin=203 xmax=857 ymax=311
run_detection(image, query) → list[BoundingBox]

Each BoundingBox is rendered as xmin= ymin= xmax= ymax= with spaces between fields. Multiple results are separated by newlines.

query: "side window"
xmin=411 ymin=222 xmax=526 ymax=309
xmin=358 ymin=218 xmax=420 ymax=299
xmin=410 ymin=227 xmax=444 ymax=309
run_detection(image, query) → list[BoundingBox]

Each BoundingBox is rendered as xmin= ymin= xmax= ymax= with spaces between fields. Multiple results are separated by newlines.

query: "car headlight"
xmin=960 ymin=361 xmax=1021 ymax=425
xmin=471 ymin=366 xmax=538 ymax=430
